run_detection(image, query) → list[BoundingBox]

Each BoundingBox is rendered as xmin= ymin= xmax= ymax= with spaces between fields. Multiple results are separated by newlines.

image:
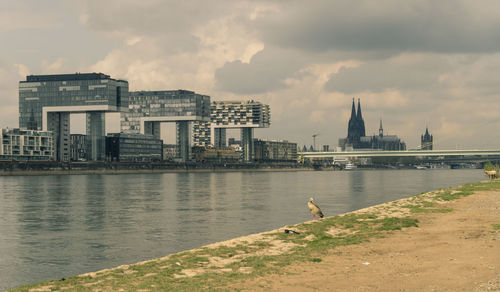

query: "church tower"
xmin=346 ymin=98 xmax=366 ymax=148
xmin=379 ymin=119 xmax=384 ymax=137
xmin=356 ymin=98 xmax=366 ymax=137
xmin=421 ymin=127 xmax=433 ymax=150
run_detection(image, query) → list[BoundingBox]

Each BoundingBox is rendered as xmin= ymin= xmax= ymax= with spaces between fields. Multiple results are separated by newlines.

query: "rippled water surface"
xmin=0 ymin=169 xmax=483 ymax=290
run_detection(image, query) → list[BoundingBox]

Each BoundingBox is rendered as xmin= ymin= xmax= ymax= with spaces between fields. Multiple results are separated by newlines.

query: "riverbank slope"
xmin=11 ymin=180 xmax=500 ymax=291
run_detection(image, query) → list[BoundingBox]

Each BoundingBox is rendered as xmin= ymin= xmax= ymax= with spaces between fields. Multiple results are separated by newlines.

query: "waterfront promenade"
xmin=11 ymin=179 xmax=500 ymax=291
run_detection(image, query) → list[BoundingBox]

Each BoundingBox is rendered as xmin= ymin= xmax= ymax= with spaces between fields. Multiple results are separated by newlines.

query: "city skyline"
xmin=2 ymin=1 xmax=500 ymax=149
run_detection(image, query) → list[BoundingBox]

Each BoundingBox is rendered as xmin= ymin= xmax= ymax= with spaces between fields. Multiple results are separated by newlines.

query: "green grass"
xmin=11 ymin=179 xmax=500 ymax=292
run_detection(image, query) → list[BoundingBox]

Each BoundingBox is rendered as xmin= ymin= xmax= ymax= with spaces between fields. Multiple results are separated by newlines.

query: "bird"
xmin=308 ymin=197 xmax=324 ymax=220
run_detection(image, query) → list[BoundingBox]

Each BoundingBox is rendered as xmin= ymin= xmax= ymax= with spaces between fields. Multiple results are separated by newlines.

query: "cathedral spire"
xmin=356 ymin=98 xmax=366 ymax=137
xmin=350 ymin=98 xmax=356 ymax=119
xmin=379 ymin=119 xmax=383 ymax=137
xmin=347 ymin=98 xmax=357 ymax=140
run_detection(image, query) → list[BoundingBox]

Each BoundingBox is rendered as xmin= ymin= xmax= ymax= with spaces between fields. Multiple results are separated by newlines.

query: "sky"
xmin=1 ymin=0 xmax=500 ymax=149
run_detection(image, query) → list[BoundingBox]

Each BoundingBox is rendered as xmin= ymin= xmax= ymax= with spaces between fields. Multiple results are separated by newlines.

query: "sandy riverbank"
xmin=11 ymin=180 xmax=500 ymax=291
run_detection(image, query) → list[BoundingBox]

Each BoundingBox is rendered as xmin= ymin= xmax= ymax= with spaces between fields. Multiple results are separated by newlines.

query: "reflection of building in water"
xmin=339 ymin=99 xmax=406 ymax=151
xmin=0 ymin=128 xmax=54 ymax=160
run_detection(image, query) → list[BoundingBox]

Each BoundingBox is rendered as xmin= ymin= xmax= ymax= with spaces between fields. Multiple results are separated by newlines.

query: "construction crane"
xmin=312 ymin=134 xmax=319 ymax=151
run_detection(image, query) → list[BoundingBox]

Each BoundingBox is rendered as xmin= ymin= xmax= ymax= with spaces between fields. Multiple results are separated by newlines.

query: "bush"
xmin=484 ymin=161 xmax=499 ymax=172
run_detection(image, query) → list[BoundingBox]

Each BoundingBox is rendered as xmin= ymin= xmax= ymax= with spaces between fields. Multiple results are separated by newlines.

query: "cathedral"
xmin=338 ymin=99 xmax=406 ymax=151
xmin=421 ymin=127 xmax=433 ymax=150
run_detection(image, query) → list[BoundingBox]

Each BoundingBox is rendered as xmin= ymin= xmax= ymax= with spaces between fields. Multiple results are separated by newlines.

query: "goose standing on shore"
xmin=308 ymin=197 xmax=324 ymax=220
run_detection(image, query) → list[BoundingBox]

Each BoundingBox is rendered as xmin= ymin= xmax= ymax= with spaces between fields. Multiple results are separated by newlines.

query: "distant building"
xmin=0 ymin=128 xmax=54 ymax=160
xmin=162 ymin=144 xmax=177 ymax=161
xmin=105 ymin=133 xmax=162 ymax=162
xmin=339 ymin=99 xmax=406 ymax=151
xmin=70 ymin=134 xmax=87 ymax=161
xmin=19 ymin=73 xmax=128 ymax=161
xmin=421 ymin=127 xmax=433 ymax=150
xmin=194 ymin=100 xmax=271 ymax=161
xmin=192 ymin=146 xmax=241 ymax=162
xmin=254 ymin=139 xmax=298 ymax=162
xmin=121 ymin=90 xmax=210 ymax=162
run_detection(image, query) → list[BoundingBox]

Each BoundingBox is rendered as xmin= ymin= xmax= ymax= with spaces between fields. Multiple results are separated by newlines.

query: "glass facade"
xmin=121 ymin=90 xmax=210 ymax=162
xmin=254 ymin=139 xmax=298 ymax=162
xmin=121 ymin=90 xmax=210 ymax=134
xmin=18 ymin=73 xmax=129 ymax=161
xmin=106 ymin=133 xmax=162 ymax=162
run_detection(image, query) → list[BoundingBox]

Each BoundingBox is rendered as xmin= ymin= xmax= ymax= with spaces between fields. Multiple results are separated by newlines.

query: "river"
xmin=0 ymin=169 xmax=484 ymax=290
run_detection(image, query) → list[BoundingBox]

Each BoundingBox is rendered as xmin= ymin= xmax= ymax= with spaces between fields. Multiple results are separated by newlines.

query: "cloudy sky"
xmin=1 ymin=0 xmax=500 ymax=149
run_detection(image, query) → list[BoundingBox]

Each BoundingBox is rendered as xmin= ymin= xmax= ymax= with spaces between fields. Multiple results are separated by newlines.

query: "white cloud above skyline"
xmin=1 ymin=0 xmax=500 ymax=149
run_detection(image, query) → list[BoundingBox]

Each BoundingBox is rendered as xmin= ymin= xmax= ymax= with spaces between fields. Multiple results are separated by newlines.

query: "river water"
xmin=0 ymin=169 xmax=483 ymax=290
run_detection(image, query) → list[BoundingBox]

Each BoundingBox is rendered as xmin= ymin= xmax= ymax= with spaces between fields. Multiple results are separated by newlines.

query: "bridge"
xmin=299 ymin=149 xmax=500 ymax=159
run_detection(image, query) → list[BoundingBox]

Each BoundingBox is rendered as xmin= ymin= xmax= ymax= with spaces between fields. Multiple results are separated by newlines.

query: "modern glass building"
xmin=105 ymin=133 xmax=162 ymax=162
xmin=195 ymin=100 xmax=271 ymax=161
xmin=121 ymin=90 xmax=211 ymax=161
xmin=0 ymin=128 xmax=54 ymax=160
xmin=254 ymin=139 xmax=297 ymax=162
xmin=19 ymin=73 xmax=128 ymax=161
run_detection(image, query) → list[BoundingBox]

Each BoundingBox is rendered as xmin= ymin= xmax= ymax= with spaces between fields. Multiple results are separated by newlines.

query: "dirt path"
xmin=232 ymin=191 xmax=500 ymax=291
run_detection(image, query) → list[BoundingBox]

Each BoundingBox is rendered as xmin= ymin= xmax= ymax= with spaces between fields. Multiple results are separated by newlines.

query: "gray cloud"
xmin=255 ymin=0 xmax=500 ymax=55
xmin=215 ymin=47 xmax=308 ymax=94
xmin=324 ymin=54 xmax=452 ymax=93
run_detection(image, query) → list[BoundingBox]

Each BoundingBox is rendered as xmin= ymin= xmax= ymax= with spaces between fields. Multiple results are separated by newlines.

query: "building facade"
xmin=339 ymin=99 xmax=406 ymax=151
xmin=254 ymin=139 xmax=297 ymax=162
xmin=70 ymin=134 xmax=87 ymax=161
xmin=194 ymin=100 xmax=271 ymax=161
xmin=421 ymin=127 xmax=433 ymax=150
xmin=0 ymin=128 xmax=54 ymax=160
xmin=121 ymin=90 xmax=210 ymax=161
xmin=105 ymin=133 xmax=162 ymax=162
xmin=19 ymin=73 xmax=129 ymax=161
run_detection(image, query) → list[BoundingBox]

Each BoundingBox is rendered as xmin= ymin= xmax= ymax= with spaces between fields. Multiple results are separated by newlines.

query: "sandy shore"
xmin=12 ymin=180 xmax=500 ymax=291
xmin=231 ymin=189 xmax=500 ymax=291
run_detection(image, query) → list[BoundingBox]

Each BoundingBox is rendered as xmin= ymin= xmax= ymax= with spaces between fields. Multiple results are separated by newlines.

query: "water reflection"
xmin=0 ymin=169 xmax=485 ymax=290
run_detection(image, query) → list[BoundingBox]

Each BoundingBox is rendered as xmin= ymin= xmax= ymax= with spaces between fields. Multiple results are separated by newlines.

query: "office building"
xmin=195 ymin=100 xmax=270 ymax=161
xmin=70 ymin=134 xmax=87 ymax=161
xmin=254 ymin=139 xmax=297 ymax=162
xmin=105 ymin=133 xmax=162 ymax=162
xmin=19 ymin=73 xmax=129 ymax=161
xmin=121 ymin=90 xmax=211 ymax=161
xmin=0 ymin=128 xmax=54 ymax=160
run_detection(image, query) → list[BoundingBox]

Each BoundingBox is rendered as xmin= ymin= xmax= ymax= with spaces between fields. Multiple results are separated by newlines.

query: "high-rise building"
xmin=421 ymin=127 xmax=433 ymax=150
xmin=121 ymin=90 xmax=210 ymax=161
xmin=19 ymin=73 xmax=128 ymax=161
xmin=194 ymin=100 xmax=271 ymax=162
